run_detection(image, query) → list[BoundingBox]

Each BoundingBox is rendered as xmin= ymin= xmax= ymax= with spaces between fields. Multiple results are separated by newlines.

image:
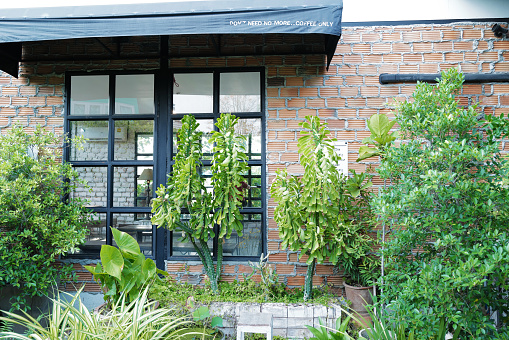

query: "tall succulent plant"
xmin=271 ymin=116 xmax=344 ymax=300
xmin=151 ymin=113 xmax=248 ymax=294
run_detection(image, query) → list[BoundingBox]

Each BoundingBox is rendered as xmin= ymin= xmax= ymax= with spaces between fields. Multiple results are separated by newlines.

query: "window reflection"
xmin=115 ymin=74 xmax=155 ymax=115
xmin=113 ymin=213 xmax=152 ymax=256
xmin=220 ymin=72 xmax=261 ymax=113
xmin=69 ymin=121 xmax=109 ymax=161
xmin=75 ymin=213 xmax=106 ymax=255
xmin=114 ymin=120 xmax=154 ymax=160
xmin=70 ymin=75 xmax=109 ymax=116
xmin=173 ymin=73 xmax=213 ymax=114
xmin=224 ymin=214 xmax=262 ymax=257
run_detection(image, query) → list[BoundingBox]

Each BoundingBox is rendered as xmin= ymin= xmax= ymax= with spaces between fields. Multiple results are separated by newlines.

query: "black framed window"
xmin=65 ymin=68 xmax=265 ymax=265
xmin=66 ymin=72 xmax=156 ymax=258
xmin=168 ymin=70 xmax=265 ymax=260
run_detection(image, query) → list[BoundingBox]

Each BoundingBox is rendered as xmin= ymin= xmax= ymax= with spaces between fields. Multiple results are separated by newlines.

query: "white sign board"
xmin=333 ymin=141 xmax=348 ymax=176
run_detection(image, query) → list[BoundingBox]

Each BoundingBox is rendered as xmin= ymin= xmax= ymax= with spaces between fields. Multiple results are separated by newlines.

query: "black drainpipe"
xmin=379 ymin=73 xmax=509 ymax=84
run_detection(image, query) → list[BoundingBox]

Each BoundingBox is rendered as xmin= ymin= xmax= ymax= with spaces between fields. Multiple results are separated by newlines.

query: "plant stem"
xmin=216 ymin=239 xmax=223 ymax=283
xmin=199 ymin=237 xmax=219 ymax=294
xmin=304 ymin=258 xmax=316 ymax=301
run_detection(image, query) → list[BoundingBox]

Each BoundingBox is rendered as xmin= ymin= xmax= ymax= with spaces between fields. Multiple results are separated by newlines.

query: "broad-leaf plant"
xmin=151 ymin=113 xmax=248 ymax=294
xmin=357 ymin=113 xmax=397 ymax=162
xmin=85 ymin=227 xmax=167 ymax=306
xmin=375 ymin=68 xmax=509 ymax=339
xmin=271 ymin=116 xmax=378 ymax=300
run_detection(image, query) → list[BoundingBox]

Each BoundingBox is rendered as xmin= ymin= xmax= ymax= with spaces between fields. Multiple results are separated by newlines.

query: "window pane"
xmin=113 ymin=166 xmax=153 ymax=208
xmin=114 ymin=120 xmax=154 ymax=160
xmin=172 ymin=118 xmax=214 ymax=159
xmin=220 ymin=72 xmax=261 ymax=113
xmin=69 ymin=121 xmax=109 ymax=161
xmin=241 ymin=166 xmax=262 ymax=208
xmin=71 ymin=167 xmax=107 ymax=208
xmin=113 ymin=213 xmax=152 ymax=256
xmin=235 ymin=118 xmax=262 ymax=160
xmin=171 ymin=214 xmax=214 ymax=257
xmin=173 ymin=73 xmax=213 ymax=114
xmin=75 ymin=213 xmax=106 ymax=255
xmin=70 ymin=75 xmax=109 ymax=116
xmin=115 ymin=74 xmax=155 ymax=115
xmin=224 ymin=214 xmax=262 ymax=257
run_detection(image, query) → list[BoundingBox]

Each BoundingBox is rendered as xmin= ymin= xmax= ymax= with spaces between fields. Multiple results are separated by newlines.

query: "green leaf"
xmin=142 ymin=258 xmax=157 ymax=281
xmin=357 ymin=145 xmax=380 ymax=161
xmin=100 ymin=245 xmax=124 ymax=280
xmin=111 ymin=227 xmax=140 ymax=255
xmin=192 ymin=306 xmax=210 ymax=321
xmin=211 ymin=316 xmax=223 ymax=328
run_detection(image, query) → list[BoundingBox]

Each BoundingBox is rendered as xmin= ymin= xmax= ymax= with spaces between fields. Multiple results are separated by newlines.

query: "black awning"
xmin=0 ymin=1 xmax=343 ymax=77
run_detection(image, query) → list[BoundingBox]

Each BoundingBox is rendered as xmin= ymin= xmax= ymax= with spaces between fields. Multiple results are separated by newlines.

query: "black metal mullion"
xmin=259 ymin=70 xmax=267 ymax=257
xmin=211 ymin=70 xmax=222 ymax=259
xmin=106 ymin=74 xmax=116 ymax=246
xmin=156 ymin=35 xmax=169 ymax=268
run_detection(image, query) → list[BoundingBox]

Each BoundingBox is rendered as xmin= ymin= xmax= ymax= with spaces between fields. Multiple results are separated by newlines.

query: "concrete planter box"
xmin=0 ymin=285 xmax=56 ymax=334
xmin=207 ymin=301 xmax=344 ymax=339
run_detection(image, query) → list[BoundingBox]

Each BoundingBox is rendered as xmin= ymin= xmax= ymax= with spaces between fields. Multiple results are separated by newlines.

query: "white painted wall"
xmin=342 ymin=0 xmax=509 ymax=23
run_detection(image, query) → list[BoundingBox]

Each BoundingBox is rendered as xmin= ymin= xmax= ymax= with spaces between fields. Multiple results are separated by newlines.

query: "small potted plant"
xmin=338 ymin=170 xmax=380 ymax=320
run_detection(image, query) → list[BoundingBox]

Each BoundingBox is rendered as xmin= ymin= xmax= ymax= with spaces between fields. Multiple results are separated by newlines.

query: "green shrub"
xmin=149 ymin=278 xmax=340 ymax=309
xmin=374 ymin=68 xmax=509 ymax=338
xmin=0 ymin=126 xmax=91 ymax=311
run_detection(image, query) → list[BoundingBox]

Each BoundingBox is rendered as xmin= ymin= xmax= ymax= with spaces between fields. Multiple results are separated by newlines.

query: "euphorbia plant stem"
xmin=304 ymin=258 xmax=316 ymax=301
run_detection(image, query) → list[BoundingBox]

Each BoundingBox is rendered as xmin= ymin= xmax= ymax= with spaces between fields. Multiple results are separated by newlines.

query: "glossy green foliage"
xmin=376 ymin=68 xmax=509 ymax=338
xmin=271 ymin=116 xmax=378 ymax=299
xmin=0 ymin=126 xmax=91 ymax=311
xmin=357 ymin=114 xmax=397 ymax=161
xmin=85 ymin=228 xmax=167 ymax=306
xmin=209 ymin=113 xmax=249 ymax=239
xmin=151 ymin=113 xmax=248 ymax=294
xmin=272 ymin=116 xmax=342 ymax=265
xmin=151 ymin=115 xmax=210 ymax=239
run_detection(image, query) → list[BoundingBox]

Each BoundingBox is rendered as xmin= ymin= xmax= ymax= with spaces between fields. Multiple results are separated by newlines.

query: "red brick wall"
xmin=1 ymin=22 xmax=508 ymax=294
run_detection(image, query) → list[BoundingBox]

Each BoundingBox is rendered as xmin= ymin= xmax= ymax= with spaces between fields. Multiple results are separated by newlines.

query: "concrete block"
xmin=287 ymin=304 xmax=314 ymax=318
xmin=313 ymin=305 xmax=327 ymax=318
xmin=209 ymin=302 xmax=236 ymax=316
xmin=238 ymin=303 xmax=262 ymax=314
xmin=221 ymin=327 xmax=235 ymax=337
xmin=327 ymin=306 xmax=336 ymax=319
xmin=261 ymin=303 xmax=288 ymax=318
xmin=313 ymin=317 xmax=328 ymax=328
xmin=272 ymin=317 xmax=288 ymax=328
xmin=273 ymin=328 xmax=288 ymax=338
xmin=288 ymin=327 xmax=312 ymax=338
xmin=326 ymin=317 xmax=336 ymax=329
xmin=221 ymin=317 xmax=236 ymax=329
xmin=287 ymin=317 xmax=313 ymax=329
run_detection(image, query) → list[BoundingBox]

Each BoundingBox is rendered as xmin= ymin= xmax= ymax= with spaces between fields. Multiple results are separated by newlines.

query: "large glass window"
xmin=66 ymin=69 xmax=265 ymax=262
xmin=168 ymin=70 xmax=264 ymax=259
xmin=67 ymin=72 xmax=155 ymax=257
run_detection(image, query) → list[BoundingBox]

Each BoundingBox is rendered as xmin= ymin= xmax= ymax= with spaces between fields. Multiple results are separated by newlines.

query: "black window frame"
xmin=64 ymin=67 xmax=266 ymax=268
